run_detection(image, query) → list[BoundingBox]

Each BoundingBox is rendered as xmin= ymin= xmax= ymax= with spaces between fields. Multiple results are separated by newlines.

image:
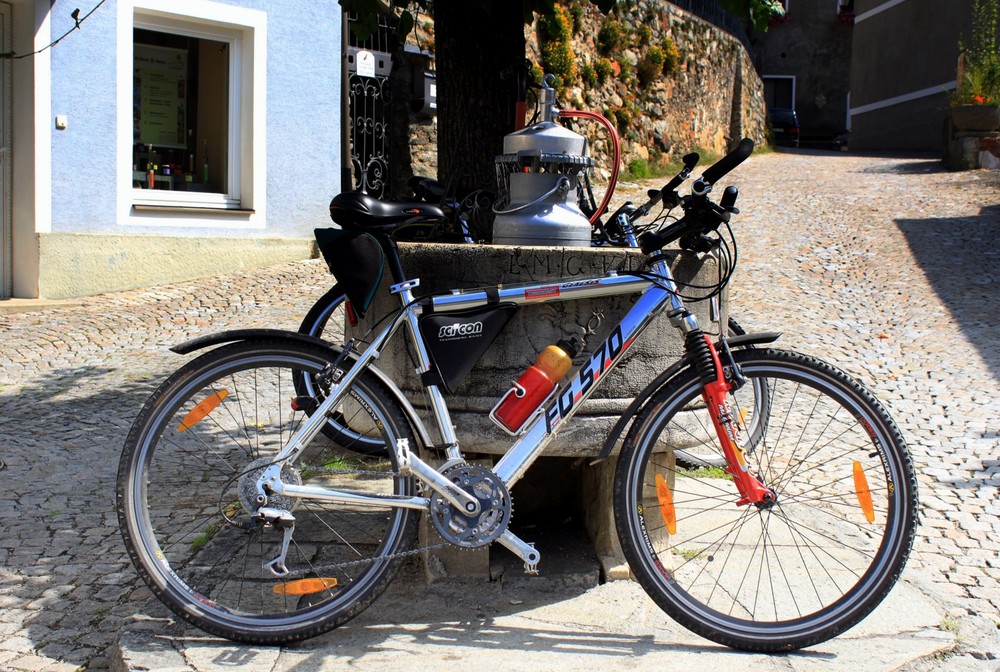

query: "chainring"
xmin=429 ymin=464 xmax=511 ymax=548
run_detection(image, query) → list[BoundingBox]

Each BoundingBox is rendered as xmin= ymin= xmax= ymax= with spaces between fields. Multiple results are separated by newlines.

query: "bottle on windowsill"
xmin=202 ymin=140 xmax=209 ymax=184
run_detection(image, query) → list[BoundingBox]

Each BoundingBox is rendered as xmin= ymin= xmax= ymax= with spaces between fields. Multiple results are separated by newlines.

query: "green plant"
xmin=597 ymin=18 xmax=626 ymax=55
xmin=538 ymin=5 xmax=578 ymax=89
xmin=618 ymin=58 xmax=634 ymax=82
xmin=580 ymin=62 xmax=598 ymax=87
xmin=594 ymin=56 xmax=614 ymax=83
xmin=674 ymin=547 xmax=704 ymax=561
xmin=637 ymin=45 xmax=666 ymax=87
xmin=941 ymin=616 xmax=961 ymax=634
xmin=624 ymin=154 xmax=683 ymax=181
xmin=567 ymin=0 xmax=586 ymax=34
xmin=953 ymin=0 xmax=1000 ymax=105
xmin=611 ymin=102 xmax=639 ymax=133
xmin=626 ymin=157 xmax=651 ymax=179
xmin=660 ymin=36 xmax=681 ymax=75
xmin=680 ymin=465 xmax=732 ymax=480
xmin=191 ymin=522 xmax=221 ymax=551
xmin=637 ymin=23 xmax=653 ymax=45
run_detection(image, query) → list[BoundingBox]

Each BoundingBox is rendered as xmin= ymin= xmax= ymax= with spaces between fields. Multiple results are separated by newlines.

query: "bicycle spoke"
xmin=120 ymin=341 xmax=420 ymax=642
xmin=616 ymin=350 xmax=916 ymax=651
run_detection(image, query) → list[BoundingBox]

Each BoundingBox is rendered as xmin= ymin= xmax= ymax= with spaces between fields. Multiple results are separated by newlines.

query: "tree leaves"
xmin=717 ymin=0 xmax=785 ymax=32
xmin=341 ymin=0 xmax=620 ymax=42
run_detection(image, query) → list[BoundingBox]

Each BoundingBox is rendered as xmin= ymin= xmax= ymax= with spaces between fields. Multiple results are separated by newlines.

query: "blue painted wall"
xmin=47 ymin=0 xmax=342 ymax=238
xmin=50 ymin=0 xmax=118 ymax=232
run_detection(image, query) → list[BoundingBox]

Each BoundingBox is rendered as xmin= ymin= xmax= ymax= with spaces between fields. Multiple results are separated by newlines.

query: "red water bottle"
xmin=491 ymin=337 xmax=580 ymax=434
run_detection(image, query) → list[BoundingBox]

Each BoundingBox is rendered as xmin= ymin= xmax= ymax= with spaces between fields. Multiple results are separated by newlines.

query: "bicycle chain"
xmin=270 ymin=464 xmax=456 ymax=579
xmin=280 ymin=539 xmax=455 ymax=579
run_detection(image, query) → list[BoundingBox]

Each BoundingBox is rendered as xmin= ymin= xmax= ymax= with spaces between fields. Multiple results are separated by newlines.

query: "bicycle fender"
xmin=169 ymin=328 xmax=435 ymax=449
xmin=171 ymin=328 xmax=329 ymax=355
xmin=591 ymin=331 xmax=781 ymax=463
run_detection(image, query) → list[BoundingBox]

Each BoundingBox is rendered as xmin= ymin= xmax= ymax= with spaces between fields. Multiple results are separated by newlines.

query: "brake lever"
xmin=720 ymin=186 xmax=740 ymax=214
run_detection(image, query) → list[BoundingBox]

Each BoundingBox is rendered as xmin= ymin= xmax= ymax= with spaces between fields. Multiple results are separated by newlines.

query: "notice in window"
xmin=134 ymin=45 xmax=187 ymax=148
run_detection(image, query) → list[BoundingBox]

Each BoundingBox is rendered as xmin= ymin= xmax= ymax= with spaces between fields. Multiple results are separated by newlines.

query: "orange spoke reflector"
xmin=273 ymin=578 xmax=339 ymax=596
xmin=655 ymin=473 xmax=677 ymax=535
xmin=738 ymin=408 xmax=749 ymax=427
xmin=853 ymin=460 xmax=875 ymax=523
xmin=177 ymin=389 xmax=228 ymax=432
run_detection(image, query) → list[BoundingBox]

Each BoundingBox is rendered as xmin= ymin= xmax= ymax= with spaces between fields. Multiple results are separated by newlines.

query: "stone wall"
xmin=400 ymin=0 xmax=766 ymax=191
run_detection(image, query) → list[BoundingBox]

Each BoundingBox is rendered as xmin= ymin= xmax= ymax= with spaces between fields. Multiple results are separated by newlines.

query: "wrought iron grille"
xmin=346 ymin=14 xmax=396 ymax=198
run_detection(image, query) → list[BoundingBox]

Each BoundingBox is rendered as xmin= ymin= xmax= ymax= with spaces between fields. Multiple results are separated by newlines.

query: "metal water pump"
xmin=492 ymin=76 xmax=594 ymax=247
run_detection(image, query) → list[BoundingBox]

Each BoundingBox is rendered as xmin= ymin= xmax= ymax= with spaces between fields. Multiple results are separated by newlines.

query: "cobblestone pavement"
xmin=1 ymin=150 xmax=998 ymax=671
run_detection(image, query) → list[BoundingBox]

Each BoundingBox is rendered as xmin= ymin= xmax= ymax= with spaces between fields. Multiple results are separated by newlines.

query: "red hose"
xmin=558 ymin=109 xmax=621 ymax=225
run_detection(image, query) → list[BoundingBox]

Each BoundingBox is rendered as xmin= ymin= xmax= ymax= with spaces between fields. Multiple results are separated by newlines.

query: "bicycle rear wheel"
xmin=298 ymin=283 xmax=348 ymax=343
xmin=117 ymin=339 xmax=420 ymax=644
xmin=614 ymin=348 xmax=917 ymax=651
xmin=298 ymin=285 xmax=387 ymax=456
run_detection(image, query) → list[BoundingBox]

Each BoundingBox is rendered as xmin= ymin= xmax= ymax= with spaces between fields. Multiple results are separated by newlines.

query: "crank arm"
xmin=498 ymin=530 xmax=541 ymax=574
xmin=395 ymin=440 xmax=481 ymax=516
xmin=269 ymin=481 xmax=430 ymax=510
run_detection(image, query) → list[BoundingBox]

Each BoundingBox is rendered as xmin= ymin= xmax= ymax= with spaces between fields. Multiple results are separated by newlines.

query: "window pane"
xmin=133 ymin=29 xmax=229 ymax=196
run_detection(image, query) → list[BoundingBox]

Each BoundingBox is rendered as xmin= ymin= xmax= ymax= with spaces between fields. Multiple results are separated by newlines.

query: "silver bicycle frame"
xmin=258 ymin=253 xmax=701 ymax=514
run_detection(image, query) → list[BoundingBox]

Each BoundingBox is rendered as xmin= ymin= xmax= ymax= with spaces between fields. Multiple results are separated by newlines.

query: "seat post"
xmin=378 ymin=234 xmax=410 ymax=285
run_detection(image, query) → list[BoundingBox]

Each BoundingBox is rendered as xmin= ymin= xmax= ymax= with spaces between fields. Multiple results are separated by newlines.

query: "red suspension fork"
xmin=697 ymin=334 xmax=774 ymax=507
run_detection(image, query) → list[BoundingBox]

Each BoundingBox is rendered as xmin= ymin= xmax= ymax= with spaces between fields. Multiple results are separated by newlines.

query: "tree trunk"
xmin=433 ymin=0 xmax=526 ymax=196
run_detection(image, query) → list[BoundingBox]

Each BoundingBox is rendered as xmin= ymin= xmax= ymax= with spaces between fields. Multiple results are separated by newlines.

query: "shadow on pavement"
xmin=0 ymin=365 xmax=163 ymax=668
xmin=857 ymin=159 xmax=951 ymax=175
xmin=895 ymin=202 xmax=1000 ymax=381
xmin=116 ymin=568 xmax=846 ymax=671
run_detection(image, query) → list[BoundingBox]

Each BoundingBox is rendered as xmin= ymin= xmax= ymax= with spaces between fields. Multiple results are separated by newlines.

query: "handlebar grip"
xmin=682 ymin=152 xmax=700 ymax=171
xmin=720 ymin=186 xmax=739 ymax=210
xmin=701 ymin=138 xmax=754 ymax=186
xmin=662 ymin=174 xmax=684 ymax=195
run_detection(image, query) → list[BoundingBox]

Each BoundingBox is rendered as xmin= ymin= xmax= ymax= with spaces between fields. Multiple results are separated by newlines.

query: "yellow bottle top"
xmin=535 ymin=340 xmax=577 ymax=380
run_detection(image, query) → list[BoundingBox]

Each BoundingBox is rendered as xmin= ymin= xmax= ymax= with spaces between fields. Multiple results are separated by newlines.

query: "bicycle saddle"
xmin=329 ymin=192 xmax=446 ymax=231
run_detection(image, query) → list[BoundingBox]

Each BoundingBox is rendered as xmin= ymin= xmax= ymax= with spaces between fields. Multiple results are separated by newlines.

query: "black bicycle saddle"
xmin=329 ymin=191 xmax=446 ymax=231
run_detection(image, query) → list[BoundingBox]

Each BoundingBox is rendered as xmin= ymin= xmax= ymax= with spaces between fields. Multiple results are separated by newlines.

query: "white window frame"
xmin=117 ymin=0 xmax=266 ymax=228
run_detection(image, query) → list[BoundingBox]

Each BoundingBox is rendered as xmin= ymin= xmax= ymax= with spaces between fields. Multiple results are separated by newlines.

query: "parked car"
xmin=769 ymin=108 xmax=800 ymax=148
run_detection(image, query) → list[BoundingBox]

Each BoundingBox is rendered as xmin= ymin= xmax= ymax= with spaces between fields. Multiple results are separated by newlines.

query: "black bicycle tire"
xmin=298 ymin=283 xmax=347 ymax=341
xmin=613 ymin=348 xmax=918 ymax=652
xmin=297 ymin=285 xmax=388 ymax=456
xmin=117 ymin=338 xmax=420 ymax=644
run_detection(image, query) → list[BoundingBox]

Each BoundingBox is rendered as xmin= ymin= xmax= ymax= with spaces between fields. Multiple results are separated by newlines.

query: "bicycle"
xmin=301 ymin=152 xmax=759 ymax=467
xmin=116 ymin=138 xmax=918 ymax=652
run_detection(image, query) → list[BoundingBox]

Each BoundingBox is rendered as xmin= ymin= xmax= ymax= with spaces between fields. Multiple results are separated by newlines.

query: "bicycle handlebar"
xmin=701 ymin=138 xmax=754 ymax=186
xmin=637 ymin=138 xmax=754 ymax=254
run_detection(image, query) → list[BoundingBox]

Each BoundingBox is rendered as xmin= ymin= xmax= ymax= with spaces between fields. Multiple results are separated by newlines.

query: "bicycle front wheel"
xmin=673 ymin=317 xmax=769 ymax=470
xmin=614 ymin=348 xmax=918 ymax=652
xmin=117 ymin=339 xmax=420 ymax=644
